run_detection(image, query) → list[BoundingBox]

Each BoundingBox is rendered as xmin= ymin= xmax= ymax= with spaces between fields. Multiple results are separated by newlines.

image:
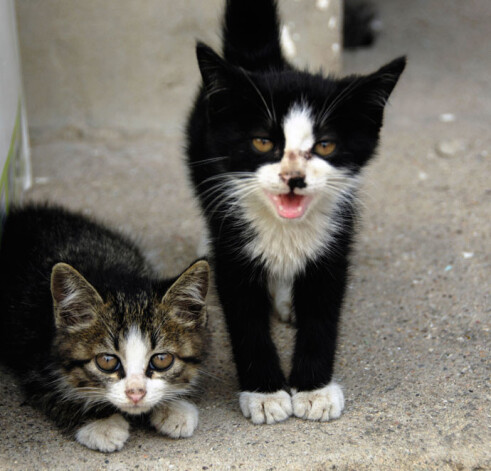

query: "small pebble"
xmin=439 ymin=113 xmax=456 ymax=122
xmin=418 ymin=171 xmax=428 ymax=181
xmin=435 ymin=139 xmax=467 ymax=157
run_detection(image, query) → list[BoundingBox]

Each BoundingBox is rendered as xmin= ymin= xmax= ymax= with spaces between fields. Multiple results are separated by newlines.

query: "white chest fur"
xmin=242 ymin=192 xmax=337 ymax=279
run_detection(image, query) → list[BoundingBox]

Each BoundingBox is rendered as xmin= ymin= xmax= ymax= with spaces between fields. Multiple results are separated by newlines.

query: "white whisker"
xmin=187 ymin=156 xmax=230 ymax=167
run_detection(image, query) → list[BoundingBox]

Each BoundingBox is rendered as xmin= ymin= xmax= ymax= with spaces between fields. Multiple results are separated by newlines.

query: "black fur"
xmin=187 ymin=0 xmax=404 ymax=398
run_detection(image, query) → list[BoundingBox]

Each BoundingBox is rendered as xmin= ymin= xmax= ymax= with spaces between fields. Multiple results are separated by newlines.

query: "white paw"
xmin=75 ymin=414 xmax=129 ymax=452
xmin=151 ymin=400 xmax=199 ymax=438
xmin=292 ymin=382 xmax=345 ymax=421
xmin=239 ymin=390 xmax=292 ymax=424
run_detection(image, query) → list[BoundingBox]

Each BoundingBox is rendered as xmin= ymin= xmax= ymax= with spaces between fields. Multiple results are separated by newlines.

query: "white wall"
xmin=15 ymin=0 xmax=341 ymax=137
xmin=0 ymin=0 xmax=30 ymax=215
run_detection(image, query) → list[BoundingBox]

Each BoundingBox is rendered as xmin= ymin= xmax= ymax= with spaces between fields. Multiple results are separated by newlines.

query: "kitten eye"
xmin=252 ymin=138 xmax=274 ymax=153
xmin=149 ymin=353 xmax=174 ymax=372
xmin=95 ymin=353 xmax=120 ymax=373
xmin=313 ymin=141 xmax=336 ymax=157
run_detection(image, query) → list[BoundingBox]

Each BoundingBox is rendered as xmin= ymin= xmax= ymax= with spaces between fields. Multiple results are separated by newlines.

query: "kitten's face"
xmin=195 ymin=45 xmax=405 ymax=223
xmin=241 ymin=100 xmax=358 ymax=221
xmin=58 ymin=319 xmax=203 ymax=415
xmin=50 ymin=261 xmax=209 ymax=415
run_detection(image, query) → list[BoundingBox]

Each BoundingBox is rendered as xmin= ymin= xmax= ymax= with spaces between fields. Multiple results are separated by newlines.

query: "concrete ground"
xmin=1 ymin=0 xmax=490 ymax=469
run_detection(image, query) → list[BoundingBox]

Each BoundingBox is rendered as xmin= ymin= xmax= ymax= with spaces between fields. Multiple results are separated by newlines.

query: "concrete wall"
xmin=0 ymin=0 xmax=30 ymax=215
xmin=15 ymin=0 xmax=340 ymax=137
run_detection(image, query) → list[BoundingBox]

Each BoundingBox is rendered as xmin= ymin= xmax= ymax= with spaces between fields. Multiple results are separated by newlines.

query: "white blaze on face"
xmin=105 ymin=326 xmax=187 ymax=415
xmin=124 ymin=326 xmax=148 ymax=387
xmin=259 ymin=104 xmax=317 ymax=219
xmin=106 ymin=326 xmax=152 ymax=413
xmin=283 ymin=105 xmax=315 ymax=153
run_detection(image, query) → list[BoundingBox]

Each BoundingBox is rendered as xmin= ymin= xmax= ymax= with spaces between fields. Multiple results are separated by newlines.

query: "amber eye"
xmin=313 ymin=141 xmax=336 ymax=157
xmin=149 ymin=353 xmax=174 ymax=372
xmin=95 ymin=353 xmax=120 ymax=373
xmin=252 ymin=138 xmax=274 ymax=153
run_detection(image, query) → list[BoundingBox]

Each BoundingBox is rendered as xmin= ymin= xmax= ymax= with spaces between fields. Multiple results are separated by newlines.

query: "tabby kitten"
xmin=0 ymin=204 xmax=209 ymax=452
xmin=186 ymin=0 xmax=405 ymax=424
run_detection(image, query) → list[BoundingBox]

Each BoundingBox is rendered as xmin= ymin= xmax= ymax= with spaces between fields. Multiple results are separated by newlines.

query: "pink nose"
xmin=125 ymin=388 xmax=146 ymax=404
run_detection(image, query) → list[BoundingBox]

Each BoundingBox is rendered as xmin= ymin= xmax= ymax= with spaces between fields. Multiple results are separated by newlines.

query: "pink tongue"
xmin=272 ymin=193 xmax=308 ymax=219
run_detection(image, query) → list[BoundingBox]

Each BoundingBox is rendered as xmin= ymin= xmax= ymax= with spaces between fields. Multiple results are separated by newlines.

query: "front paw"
xmin=292 ymin=382 xmax=345 ymax=421
xmin=75 ymin=414 xmax=130 ymax=452
xmin=239 ymin=390 xmax=292 ymax=424
xmin=151 ymin=400 xmax=199 ymax=438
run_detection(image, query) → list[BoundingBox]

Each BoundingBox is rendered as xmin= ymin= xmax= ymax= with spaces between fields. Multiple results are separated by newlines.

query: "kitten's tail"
xmin=222 ymin=0 xmax=285 ymax=71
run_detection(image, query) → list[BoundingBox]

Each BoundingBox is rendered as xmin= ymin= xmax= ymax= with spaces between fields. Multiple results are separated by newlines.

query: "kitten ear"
xmin=51 ymin=263 xmax=103 ymax=329
xmin=196 ymin=42 xmax=231 ymax=91
xmin=366 ymin=56 xmax=406 ymax=102
xmin=161 ymin=260 xmax=210 ymax=329
xmin=340 ymin=56 xmax=406 ymax=130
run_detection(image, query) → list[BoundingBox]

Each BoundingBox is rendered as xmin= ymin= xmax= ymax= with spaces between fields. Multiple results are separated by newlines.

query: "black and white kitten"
xmin=186 ymin=0 xmax=405 ymax=424
xmin=0 ymin=204 xmax=210 ymax=452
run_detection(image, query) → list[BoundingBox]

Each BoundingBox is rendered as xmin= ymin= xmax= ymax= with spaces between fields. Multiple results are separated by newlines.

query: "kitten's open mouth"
xmin=266 ymin=192 xmax=313 ymax=219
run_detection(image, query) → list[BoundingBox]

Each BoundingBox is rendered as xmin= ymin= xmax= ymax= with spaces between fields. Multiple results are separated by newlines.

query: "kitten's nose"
xmin=287 ymin=176 xmax=307 ymax=191
xmin=125 ymin=387 xmax=146 ymax=404
xmin=280 ymin=171 xmax=307 ymax=191
xmin=279 ymin=149 xmax=309 ymax=190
